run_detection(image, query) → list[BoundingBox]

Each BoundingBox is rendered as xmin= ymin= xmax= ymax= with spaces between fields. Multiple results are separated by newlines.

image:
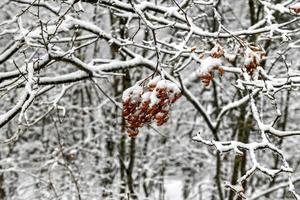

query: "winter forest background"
xmin=1 ymin=0 xmax=300 ymax=199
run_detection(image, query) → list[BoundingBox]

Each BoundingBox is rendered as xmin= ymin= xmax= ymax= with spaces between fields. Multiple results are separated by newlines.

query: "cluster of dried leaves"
xmin=196 ymin=43 xmax=266 ymax=86
xmin=244 ymin=46 xmax=266 ymax=76
xmin=122 ymin=76 xmax=181 ymax=137
xmin=197 ymin=44 xmax=226 ymax=86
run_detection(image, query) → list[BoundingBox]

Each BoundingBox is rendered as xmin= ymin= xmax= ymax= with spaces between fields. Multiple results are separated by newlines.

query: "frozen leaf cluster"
xmin=197 ymin=44 xmax=225 ymax=86
xmin=122 ymin=76 xmax=181 ymax=137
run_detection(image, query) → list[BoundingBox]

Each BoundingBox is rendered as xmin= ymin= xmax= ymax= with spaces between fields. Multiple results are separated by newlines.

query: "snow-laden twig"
xmin=193 ymin=132 xmax=295 ymax=196
xmin=249 ymin=175 xmax=300 ymax=200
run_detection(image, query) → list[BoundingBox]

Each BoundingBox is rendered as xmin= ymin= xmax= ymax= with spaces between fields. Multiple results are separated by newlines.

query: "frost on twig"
xmin=193 ymin=132 xmax=297 ymax=198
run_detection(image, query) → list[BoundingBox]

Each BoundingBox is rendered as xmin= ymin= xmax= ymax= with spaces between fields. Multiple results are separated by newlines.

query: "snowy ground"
xmin=164 ymin=178 xmax=183 ymax=200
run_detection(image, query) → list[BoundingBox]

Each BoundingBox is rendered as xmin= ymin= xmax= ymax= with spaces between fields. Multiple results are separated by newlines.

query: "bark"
xmin=228 ymin=102 xmax=251 ymax=200
xmin=0 ymin=169 xmax=5 ymax=200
